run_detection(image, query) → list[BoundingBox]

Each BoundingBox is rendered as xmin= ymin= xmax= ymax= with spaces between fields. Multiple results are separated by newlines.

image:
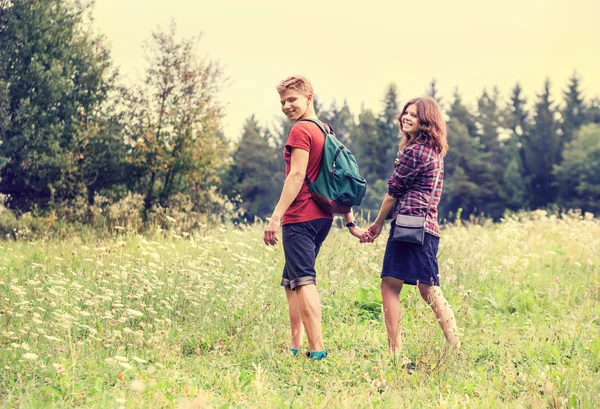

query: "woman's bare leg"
xmin=417 ymin=284 xmax=461 ymax=350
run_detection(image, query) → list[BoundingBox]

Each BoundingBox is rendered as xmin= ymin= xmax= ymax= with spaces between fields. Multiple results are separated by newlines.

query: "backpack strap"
xmin=298 ymin=118 xmax=333 ymax=136
xmin=297 ymin=118 xmax=331 ymax=186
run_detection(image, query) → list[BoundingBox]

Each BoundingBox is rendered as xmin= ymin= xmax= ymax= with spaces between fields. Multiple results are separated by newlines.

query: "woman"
xmin=263 ymin=75 xmax=367 ymax=360
xmin=366 ymin=97 xmax=461 ymax=355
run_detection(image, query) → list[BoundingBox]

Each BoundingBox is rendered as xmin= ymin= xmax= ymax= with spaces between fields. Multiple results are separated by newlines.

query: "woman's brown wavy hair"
xmin=398 ymin=97 xmax=448 ymax=157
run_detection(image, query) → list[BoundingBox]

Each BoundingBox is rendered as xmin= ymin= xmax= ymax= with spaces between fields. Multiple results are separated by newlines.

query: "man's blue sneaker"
xmin=306 ymin=350 xmax=327 ymax=361
xmin=289 ymin=348 xmax=299 ymax=356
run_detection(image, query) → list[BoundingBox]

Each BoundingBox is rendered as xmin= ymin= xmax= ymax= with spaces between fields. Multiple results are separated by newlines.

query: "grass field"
xmin=1 ymin=211 xmax=599 ymax=408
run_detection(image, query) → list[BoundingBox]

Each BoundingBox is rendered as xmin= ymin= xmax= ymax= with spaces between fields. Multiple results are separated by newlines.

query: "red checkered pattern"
xmin=387 ymin=144 xmax=444 ymax=237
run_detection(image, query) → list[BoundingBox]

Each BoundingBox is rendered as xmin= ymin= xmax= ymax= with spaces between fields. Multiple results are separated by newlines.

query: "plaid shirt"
xmin=388 ymin=143 xmax=444 ymax=237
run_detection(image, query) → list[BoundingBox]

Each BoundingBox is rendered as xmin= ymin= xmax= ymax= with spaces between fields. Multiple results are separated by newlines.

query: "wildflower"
xmin=130 ymin=380 xmax=146 ymax=392
xmin=22 ymin=353 xmax=38 ymax=360
xmin=52 ymin=363 xmax=64 ymax=374
xmin=126 ymin=309 xmax=143 ymax=318
xmin=44 ymin=335 xmax=62 ymax=342
xmin=119 ymin=362 xmax=133 ymax=370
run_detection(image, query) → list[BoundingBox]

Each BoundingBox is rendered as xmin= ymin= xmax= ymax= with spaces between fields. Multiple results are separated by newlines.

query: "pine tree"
xmin=448 ymin=89 xmax=478 ymax=137
xmin=589 ymin=97 xmax=600 ymax=124
xmin=505 ymin=83 xmax=529 ymax=136
xmin=378 ymin=84 xmax=400 ymax=178
xmin=442 ymin=118 xmax=496 ymax=218
xmin=476 ymin=88 xmax=503 ymax=155
xmin=561 ymin=71 xmax=587 ymax=147
xmin=426 ymin=78 xmax=443 ymax=107
xmin=223 ymin=116 xmax=283 ymax=219
xmin=523 ymin=79 xmax=561 ymax=208
xmin=502 ymin=83 xmax=531 ymax=210
xmin=351 ymin=108 xmax=389 ymax=186
xmin=323 ymin=100 xmax=355 ymax=145
xmin=554 ymin=124 xmax=600 ymax=214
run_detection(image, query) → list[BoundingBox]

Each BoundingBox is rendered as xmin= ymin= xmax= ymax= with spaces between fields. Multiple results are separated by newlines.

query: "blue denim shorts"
xmin=281 ymin=218 xmax=332 ymax=290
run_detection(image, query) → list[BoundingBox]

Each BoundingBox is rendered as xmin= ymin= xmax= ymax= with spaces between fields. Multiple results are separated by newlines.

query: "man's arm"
xmin=263 ymin=148 xmax=309 ymax=245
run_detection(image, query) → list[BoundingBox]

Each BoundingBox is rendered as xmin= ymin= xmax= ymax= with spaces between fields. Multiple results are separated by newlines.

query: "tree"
xmin=589 ymin=97 xmax=600 ymax=124
xmin=560 ymin=71 xmax=587 ymax=147
xmin=505 ymin=83 xmax=529 ymax=136
xmin=322 ymin=100 xmax=355 ymax=145
xmin=448 ymin=89 xmax=477 ymax=137
xmin=442 ymin=118 xmax=496 ymax=218
xmin=351 ymin=108 xmax=389 ymax=187
xmin=476 ymin=88 xmax=503 ymax=155
xmin=426 ymin=78 xmax=443 ymax=107
xmin=501 ymin=83 xmax=531 ymax=211
xmin=223 ymin=116 xmax=283 ymax=219
xmin=123 ymin=22 xmax=226 ymax=217
xmin=554 ymin=124 xmax=600 ymax=214
xmin=522 ymin=79 xmax=561 ymax=208
xmin=475 ymin=87 xmax=525 ymax=216
xmin=377 ymin=84 xmax=400 ymax=179
xmin=0 ymin=0 xmax=114 ymax=209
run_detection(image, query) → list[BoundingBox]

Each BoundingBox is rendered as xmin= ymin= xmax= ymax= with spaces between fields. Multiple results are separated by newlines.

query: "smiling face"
xmin=400 ymin=103 xmax=420 ymax=137
xmin=279 ymin=88 xmax=312 ymax=121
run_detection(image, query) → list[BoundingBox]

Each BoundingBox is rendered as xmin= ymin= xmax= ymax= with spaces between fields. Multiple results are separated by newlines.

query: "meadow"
xmin=0 ymin=211 xmax=599 ymax=408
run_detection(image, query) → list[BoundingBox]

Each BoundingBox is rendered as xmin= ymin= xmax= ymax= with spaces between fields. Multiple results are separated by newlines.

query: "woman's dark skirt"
xmin=380 ymin=229 xmax=440 ymax=286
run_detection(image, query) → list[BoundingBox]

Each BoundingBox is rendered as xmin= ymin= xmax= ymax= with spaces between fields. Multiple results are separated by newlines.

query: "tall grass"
xmin=0 ymin=211 xmax=599 ymax=408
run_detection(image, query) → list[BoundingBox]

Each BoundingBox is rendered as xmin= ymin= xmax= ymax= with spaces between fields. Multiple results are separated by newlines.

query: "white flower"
xmin=126 ymin=309 xmax=143 ymax=318
xmin=130 ymin=380 xmax=146 ymax=392
xmin=22 ymin=353 xmax=38 ymax=360
xmin=119 ymin=362 xmax=133 ymax=370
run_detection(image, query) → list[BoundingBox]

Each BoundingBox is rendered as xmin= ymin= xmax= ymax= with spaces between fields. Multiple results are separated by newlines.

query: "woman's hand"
xmin=367 ymin=222 xmax=384 ymax=241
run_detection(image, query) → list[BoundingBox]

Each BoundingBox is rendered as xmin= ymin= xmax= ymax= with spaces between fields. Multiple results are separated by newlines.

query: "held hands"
xmin=353 ymin=221 xmax=383 ymax=243
xmin=263 ymin=215 xmax=282 ymax=246
xmin=348 ymin=222 xmax=382 ymax=244
xmin=348 ymin=226 xmax=372 ymax=244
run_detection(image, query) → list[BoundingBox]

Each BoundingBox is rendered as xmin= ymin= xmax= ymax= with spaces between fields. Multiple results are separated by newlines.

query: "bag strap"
xmin=298 ymin=118 xmax=333 ymax=136
xmin=424 ymin=168 xmax=441 ymax=217
xmin=298 ymin=118 xmax=331 ymax=186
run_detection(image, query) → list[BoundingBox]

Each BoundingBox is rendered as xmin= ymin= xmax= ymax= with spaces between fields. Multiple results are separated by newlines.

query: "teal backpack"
xmin=299 ymin=118 xmax=367 ymax=214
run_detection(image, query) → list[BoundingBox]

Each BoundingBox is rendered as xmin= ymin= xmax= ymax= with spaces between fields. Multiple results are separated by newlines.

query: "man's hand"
xmin=348 ymin=226 xmax=372 ymax=243
xmin=263 ymin=216 xmax=282 ymax=246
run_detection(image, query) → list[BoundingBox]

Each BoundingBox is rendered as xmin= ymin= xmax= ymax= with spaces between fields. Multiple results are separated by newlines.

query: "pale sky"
xmin=92 ymin=0 xmax=600 ymax=139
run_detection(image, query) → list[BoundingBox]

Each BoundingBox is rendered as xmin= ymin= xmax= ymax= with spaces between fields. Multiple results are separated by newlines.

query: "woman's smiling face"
xmin=400 ymin=103 xmax=420 ymax=136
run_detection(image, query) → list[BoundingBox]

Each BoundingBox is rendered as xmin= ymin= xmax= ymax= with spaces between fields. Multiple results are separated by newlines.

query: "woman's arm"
xmin=388 ymin=145 xmax=422 ymax=198
xmin=263 ymin=148 xmax=309 ymax=245
xmin=367 ymin=193 xmax=397 ymax=240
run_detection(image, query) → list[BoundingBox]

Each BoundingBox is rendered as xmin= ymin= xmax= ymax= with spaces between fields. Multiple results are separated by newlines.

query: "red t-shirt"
xmin=282 ymin=121 xmax=333 ymax=225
